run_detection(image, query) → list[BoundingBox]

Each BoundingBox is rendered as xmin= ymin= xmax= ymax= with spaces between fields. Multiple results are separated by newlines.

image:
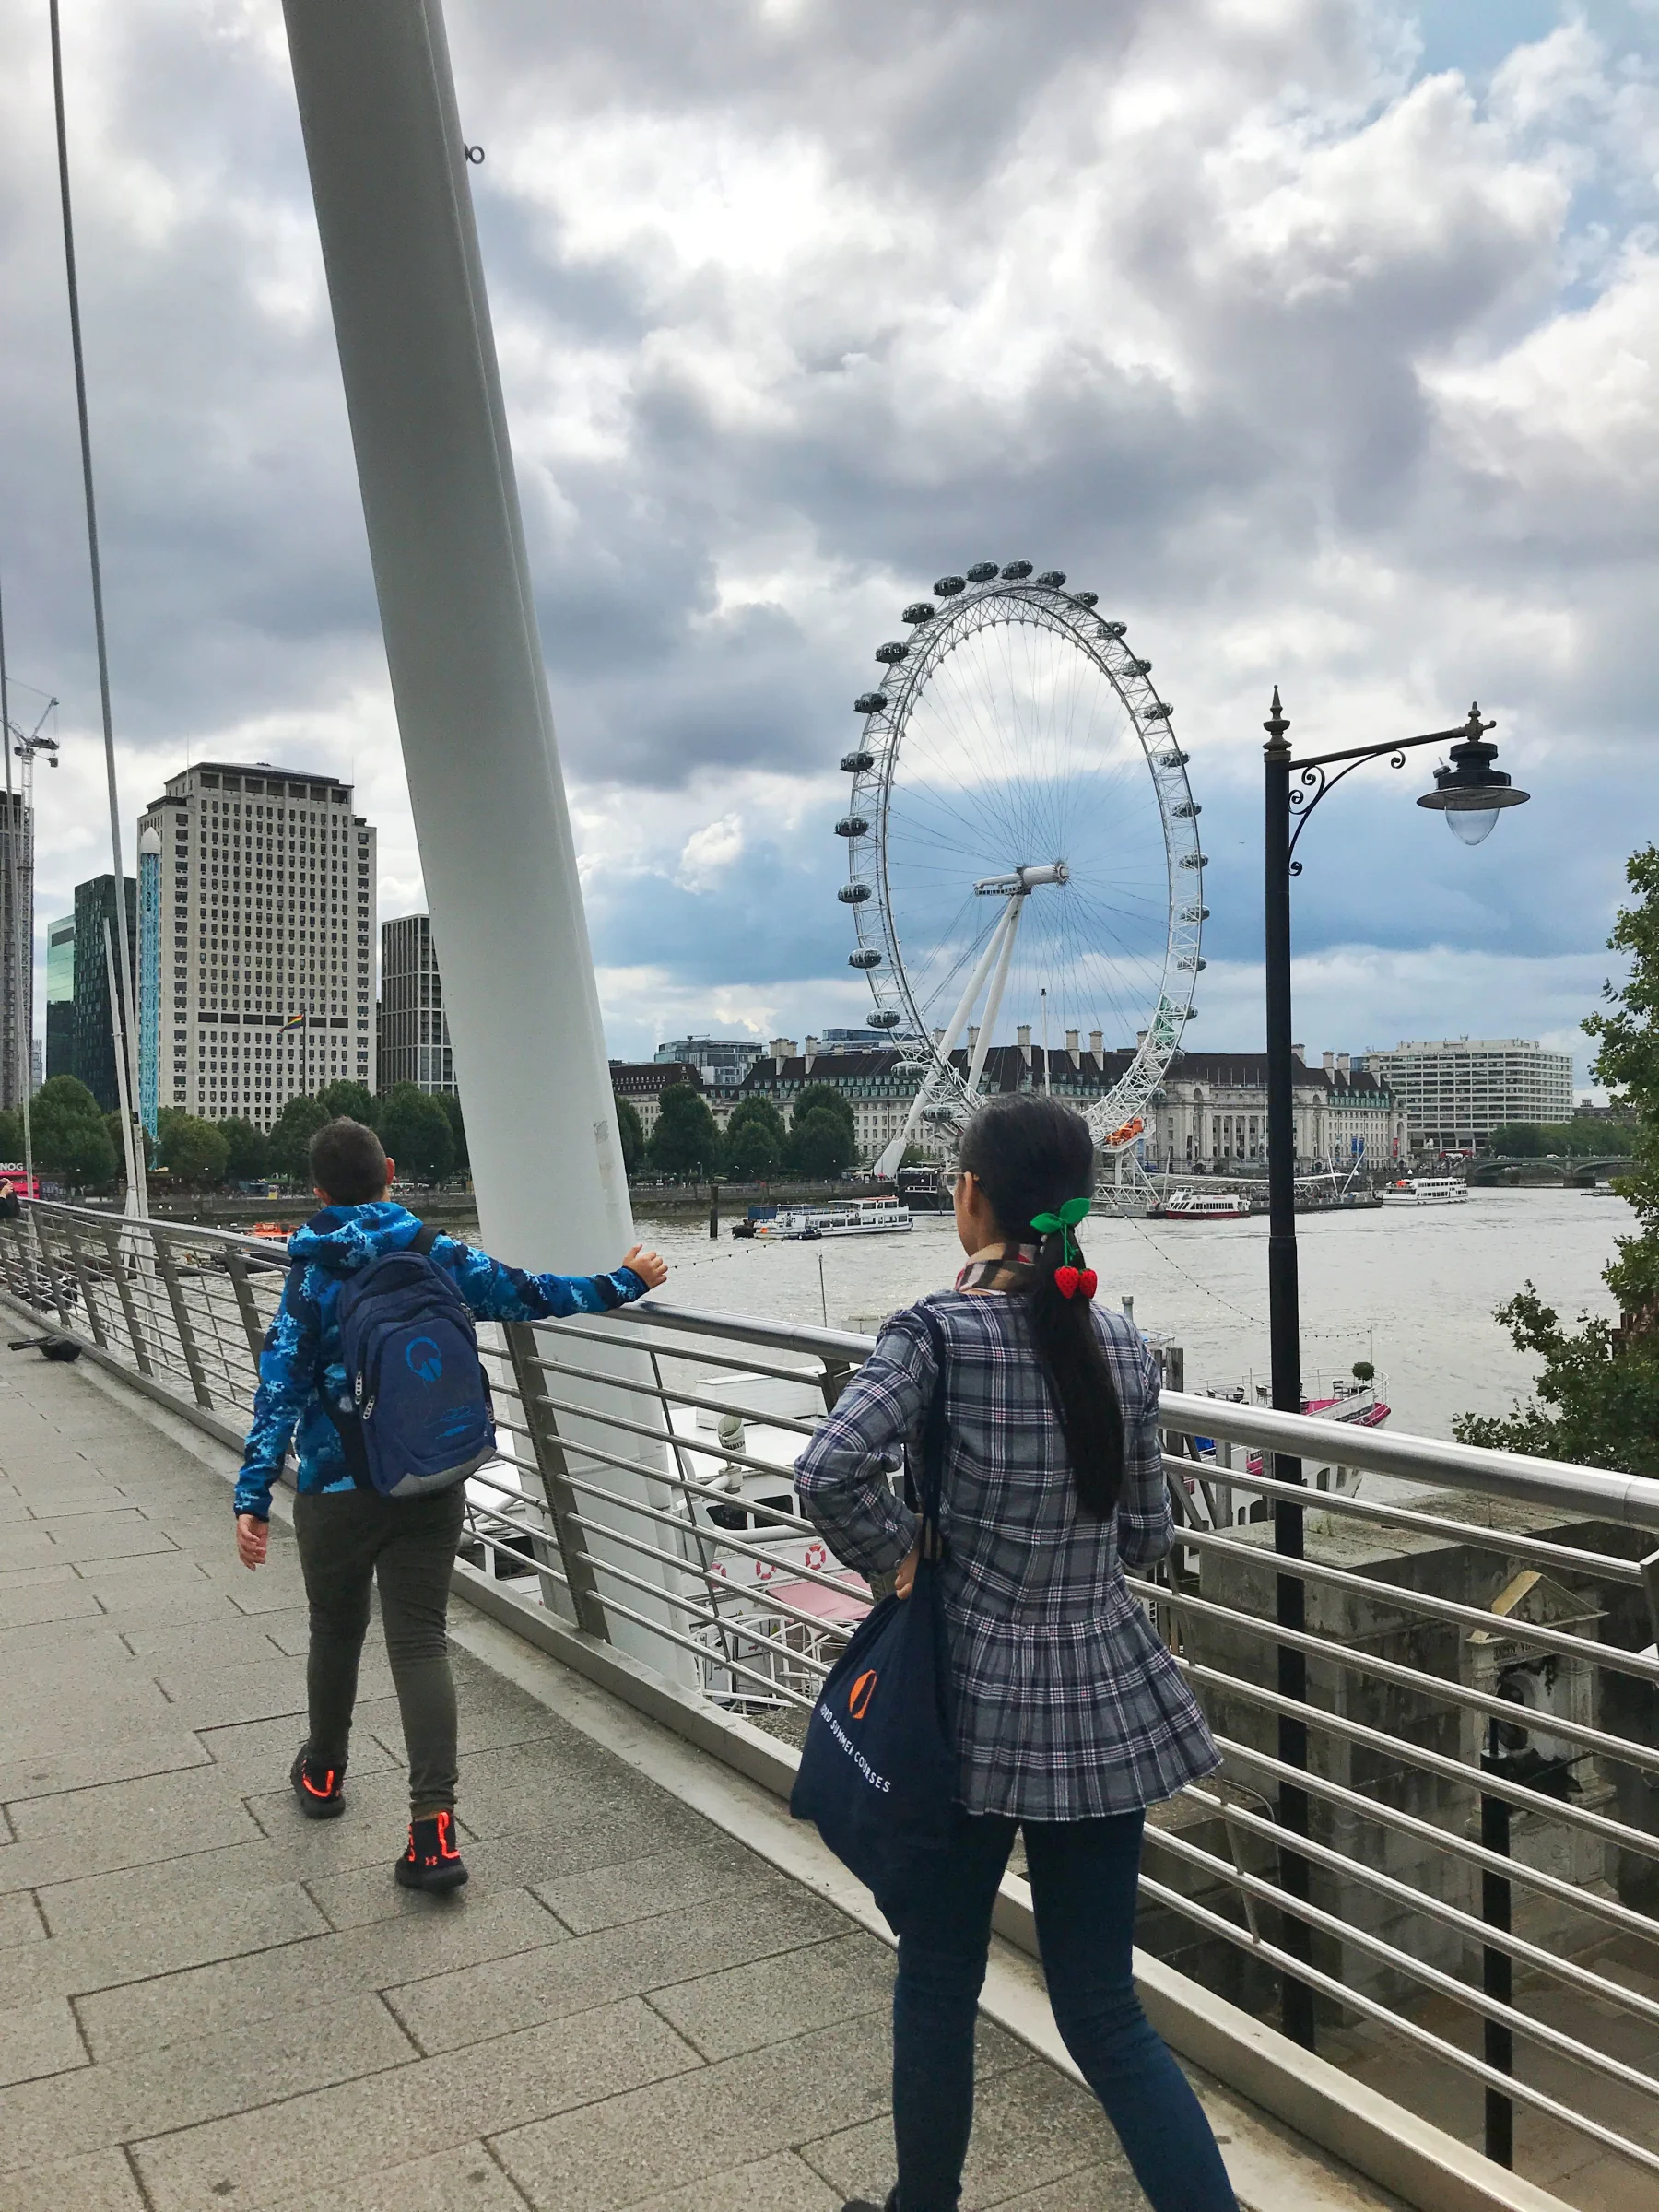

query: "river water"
xmin=618 ymin=1189 xmax=1631 ymax=1442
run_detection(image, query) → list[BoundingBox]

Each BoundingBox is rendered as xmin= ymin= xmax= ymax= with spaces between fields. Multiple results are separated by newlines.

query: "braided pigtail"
xmin=959 ymin=1096 xmax=1124 ymax=1516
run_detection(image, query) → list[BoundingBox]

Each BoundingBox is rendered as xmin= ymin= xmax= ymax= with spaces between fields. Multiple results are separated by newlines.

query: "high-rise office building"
xmin=0 ymin=791 xmax=32 ymax=1110
xmin=379 ymin=913 xmax=454 ymax=1094
xmin=137 ymin=826 xmax=161 ymax=1142
xmin=71 ymin=875 xmax=136 ymax=1114
xmin=137 ymin=761 xmax=377 ymax=1128
xmin=1361 ymin=1038 xmax=1574 ymax=1151
xmin=44 ymin=912 xmax=75 ymax=1080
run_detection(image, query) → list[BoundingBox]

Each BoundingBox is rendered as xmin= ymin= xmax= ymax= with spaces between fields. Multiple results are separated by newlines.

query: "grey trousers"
xmin=292 ymin=1485 xmax=466 ymax=1819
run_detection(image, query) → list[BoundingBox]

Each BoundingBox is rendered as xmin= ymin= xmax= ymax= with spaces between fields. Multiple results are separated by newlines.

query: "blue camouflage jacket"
xmin=233 ymin=1201 xmax=647 ymax=1520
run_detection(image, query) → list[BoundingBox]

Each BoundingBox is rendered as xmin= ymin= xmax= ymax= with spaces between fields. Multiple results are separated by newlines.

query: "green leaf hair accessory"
xmin=1030 ymin=1194 xmax=1091 ymax=1266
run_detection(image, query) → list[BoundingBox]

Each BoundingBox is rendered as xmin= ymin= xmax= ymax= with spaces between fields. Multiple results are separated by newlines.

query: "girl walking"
xmin=796 ymin=1093 xmax=1235 ymax=2212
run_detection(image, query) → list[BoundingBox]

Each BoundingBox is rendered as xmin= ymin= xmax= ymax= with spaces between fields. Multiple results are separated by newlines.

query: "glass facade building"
xmin=379 ymin=913 xmax=454 ymax=1094
xmin=71 ymin=875 xmax=137 ymax=1114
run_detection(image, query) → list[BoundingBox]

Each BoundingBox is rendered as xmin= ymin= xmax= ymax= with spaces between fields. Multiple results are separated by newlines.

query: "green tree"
xmin=30 ymin=1076 xmax=116 ymax=1190
xmin=791 ymin=1084 xmax=855 ymax=1147
xmin=377 ymin=1083 xmax=455 ymax=1183
xmin=441 ymin=1091 xmax=468 ymax=1173
xmin=787 ymin=1105 xmax=854 ymax=1178
xmin=723 ymin=1094 xmax=786 ymax=1180
xmin=648 ymin=1083 xmax=721 ymax=1178
xmin=218 ymin=1116 xmax=272 ymax=1182
xmin=270 ymin=1094 xmax=330 ymax=1184
xmin=0 ymin=1107 xmax=22 ymax=1160
xmin=160 ymin=1114 xmax=230 ymax=1186
xmin=1489 ymin=1124 xmax=1546 ymax=1158
xmin=724 ymin=1113 xmax=781 ymax=1179
xmin=1454 ymin=844 xmax=1659 ymax=1473
xmin=614 ymin=1093 xmax=645 ymax=1177
xmin=319 ymin=1079 xmax=375 ymax=1124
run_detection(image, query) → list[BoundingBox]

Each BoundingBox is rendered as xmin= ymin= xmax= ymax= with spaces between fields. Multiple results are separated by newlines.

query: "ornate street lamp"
xmin=1261 ymin=689 xmax=1527 ymax=2055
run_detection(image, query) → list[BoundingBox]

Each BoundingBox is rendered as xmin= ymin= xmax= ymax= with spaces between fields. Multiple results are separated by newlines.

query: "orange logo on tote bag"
xmin=847 ymin=1669 xmax=879 ymax=1720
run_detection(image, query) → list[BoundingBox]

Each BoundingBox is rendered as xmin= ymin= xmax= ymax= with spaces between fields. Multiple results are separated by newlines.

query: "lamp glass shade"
xmin=1444 ymin=806 xmax=1499 ymax=847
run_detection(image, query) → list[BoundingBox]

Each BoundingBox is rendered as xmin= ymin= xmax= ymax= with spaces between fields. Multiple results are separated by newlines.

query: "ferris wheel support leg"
xmin=873 ymin=896 xmax=1016 ymax=1178
xmin=963 ymin=896 xmax=1022 ymax=1101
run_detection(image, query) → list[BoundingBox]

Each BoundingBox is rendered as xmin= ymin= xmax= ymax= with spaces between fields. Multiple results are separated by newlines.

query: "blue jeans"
xmin=889 ymin=1806 xmax=1236 ymax=2211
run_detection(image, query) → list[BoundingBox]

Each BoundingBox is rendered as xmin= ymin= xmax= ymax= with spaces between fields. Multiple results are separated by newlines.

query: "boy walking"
xmin=233 ymin=1116 xmax=666 ymax=1890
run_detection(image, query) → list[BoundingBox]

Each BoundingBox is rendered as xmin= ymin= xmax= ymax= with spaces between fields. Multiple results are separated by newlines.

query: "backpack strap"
xmin=409 ymin=1221 xmax=441 ymax=1257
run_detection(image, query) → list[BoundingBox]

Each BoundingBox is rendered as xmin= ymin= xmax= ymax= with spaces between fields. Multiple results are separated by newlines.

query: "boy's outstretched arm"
xmin=441 ymin=1238 xmax=667 ymax=1324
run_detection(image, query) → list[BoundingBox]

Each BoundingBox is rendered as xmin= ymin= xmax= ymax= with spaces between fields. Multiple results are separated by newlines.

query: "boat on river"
xmin=747 ymin=1198 xmax=912 ymax=1240
xmin=1381 ymin=1176 xmax=1467 ymax=1206
xmin=1181 ymin=1377 xmax=1391 ymax=1524
xmin=1147 ymin=1187 xmax=1252 ymax=1221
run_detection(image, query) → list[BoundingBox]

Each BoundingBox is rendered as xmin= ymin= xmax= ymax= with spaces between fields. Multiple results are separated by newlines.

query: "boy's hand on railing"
xmin=621 ymin=1245 xmax=668 ymax=1292
xmin=235 ymin=1512 xmax=268 ymax=1571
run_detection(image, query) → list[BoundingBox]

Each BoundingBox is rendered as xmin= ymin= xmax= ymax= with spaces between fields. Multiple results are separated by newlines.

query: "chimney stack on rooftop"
xmin=1017 ymin=1024 xmax=1031 ymax=1063
xmin=1065 ymin=1029 xmax=1080 ymax=1066
xmin=1337 ymin=1052 xmax=1350 ymax=1075
xmin=1323 ymin=1051 xmax=1335 ymax=1072
xmin=1090 ymin=1030 xmax=1104 ymax=1066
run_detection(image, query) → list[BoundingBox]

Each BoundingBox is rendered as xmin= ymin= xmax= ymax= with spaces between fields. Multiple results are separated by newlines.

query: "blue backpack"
xmin=328 ymin=1225 xmax=496 ymax=1499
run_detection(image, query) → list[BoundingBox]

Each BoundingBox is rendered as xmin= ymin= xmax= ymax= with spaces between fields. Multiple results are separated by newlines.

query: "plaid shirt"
xmin=795 ymin=1288 xmax=1218 ymax=1820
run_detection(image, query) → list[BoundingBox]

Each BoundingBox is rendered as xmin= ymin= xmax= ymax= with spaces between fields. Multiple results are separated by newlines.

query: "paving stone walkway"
xmin=0 ymin=1343 xmax=1183 ymax=2210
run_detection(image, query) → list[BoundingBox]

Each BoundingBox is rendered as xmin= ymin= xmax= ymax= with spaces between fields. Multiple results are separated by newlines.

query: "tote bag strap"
xmin=912 ymin=1306 xmax=949 ymax=1558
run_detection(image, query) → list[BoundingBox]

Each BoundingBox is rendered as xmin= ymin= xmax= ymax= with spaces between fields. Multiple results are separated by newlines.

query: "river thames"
xmin=626 ymin=1187 xmax=1632 ymax=1442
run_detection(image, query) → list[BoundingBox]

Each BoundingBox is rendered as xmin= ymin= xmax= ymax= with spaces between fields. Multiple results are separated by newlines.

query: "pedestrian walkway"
xmin=0 ymin=1345 xmax=1402 ymax=2211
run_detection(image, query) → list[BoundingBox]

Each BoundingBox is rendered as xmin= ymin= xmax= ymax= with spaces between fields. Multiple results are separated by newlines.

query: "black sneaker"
xmin=289 ymin=1746 xmax=346 ymax=1819
xmin=394 ymin=1811 xmax=468 ymax=1892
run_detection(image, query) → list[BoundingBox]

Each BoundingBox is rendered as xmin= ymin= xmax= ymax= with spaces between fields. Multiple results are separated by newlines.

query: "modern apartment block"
xmin=0 ymin=791 xmax=31 ymax=1109
xmin=44 ymin=912 xmax=74 ymax=1080
xmin=71 ymin=875 xmax=136 ymax=1114
xmin=136 ymin=761 xmax=376 ymax=1128
xmin=379 ymin=913 xmax=454 ymax=1094
xmin=1361 ymin=1038 xmax=1574 ymax=1151
xmin=652 ymin=1036 xmax=764 ymax=1093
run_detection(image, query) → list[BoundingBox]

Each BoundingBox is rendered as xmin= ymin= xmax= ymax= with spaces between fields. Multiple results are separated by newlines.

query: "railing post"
xmin=99 ymin=1223 xmax=152 ymax=1376
xmin=223 ymin=1248 xmax=270 ymax=1370
xmin=503 ymin=1322 xmax=610 ymax=1641
xmin=1480 ymin=1745 xmax=1515 ymax=2166
xmin=60 ymin=1219 xmax=107 ymax=1350
xmin=150 ymin=1230 xmax=215 ymax=1411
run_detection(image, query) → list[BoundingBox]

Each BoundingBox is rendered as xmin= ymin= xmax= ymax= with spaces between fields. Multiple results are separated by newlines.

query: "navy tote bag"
xmin=790 ymin=1308 xmax=956 ymax=1924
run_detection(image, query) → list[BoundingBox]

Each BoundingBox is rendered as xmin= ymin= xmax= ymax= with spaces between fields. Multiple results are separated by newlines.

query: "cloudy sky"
xmin=2 ymin=0 xmax=1656 ymax=1086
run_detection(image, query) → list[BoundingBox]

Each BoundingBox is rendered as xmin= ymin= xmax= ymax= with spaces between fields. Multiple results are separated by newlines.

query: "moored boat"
xmin=1147 ymin=1187 xmax=1252 ymax=1221
xmin=752 ymin=1198 xmax=912 ymax=1239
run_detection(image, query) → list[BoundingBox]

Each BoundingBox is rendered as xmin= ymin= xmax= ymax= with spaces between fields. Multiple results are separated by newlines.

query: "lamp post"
xmin=1262 ymin=692 xmax=1528 ymax=2055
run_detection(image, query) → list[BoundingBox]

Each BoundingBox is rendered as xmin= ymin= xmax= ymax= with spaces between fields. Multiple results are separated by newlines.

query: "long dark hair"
xmin=957 ymin=1093 xmax=1124 ymax=1515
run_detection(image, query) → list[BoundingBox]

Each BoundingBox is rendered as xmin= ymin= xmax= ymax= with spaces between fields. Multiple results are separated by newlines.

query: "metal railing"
xmin=5 ymin=1195 xmax=1659 ymax=2200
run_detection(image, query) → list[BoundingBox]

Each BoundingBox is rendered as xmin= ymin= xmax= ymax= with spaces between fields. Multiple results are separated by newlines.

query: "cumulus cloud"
xmin=1 ymin=0 xmax=1655 ymax=1067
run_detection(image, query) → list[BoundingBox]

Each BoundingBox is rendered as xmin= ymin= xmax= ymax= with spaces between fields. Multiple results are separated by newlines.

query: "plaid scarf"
xmin=955 ymin=1241 xmax=1041 ymax=1293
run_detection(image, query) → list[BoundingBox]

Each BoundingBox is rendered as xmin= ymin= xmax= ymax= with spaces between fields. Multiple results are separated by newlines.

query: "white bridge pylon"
xmin=873 ymin=862 xmax=1065 ymax=1182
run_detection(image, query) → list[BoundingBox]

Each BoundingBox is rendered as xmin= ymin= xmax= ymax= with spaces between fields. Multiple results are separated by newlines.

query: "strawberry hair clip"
xmin=1030 ymin=1197 xmax=1097 ymax=1300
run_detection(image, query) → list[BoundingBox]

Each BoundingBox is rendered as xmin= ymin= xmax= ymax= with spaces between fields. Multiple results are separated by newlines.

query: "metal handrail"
xmin=6 ymin=1197 xmax=1659 ymax=2197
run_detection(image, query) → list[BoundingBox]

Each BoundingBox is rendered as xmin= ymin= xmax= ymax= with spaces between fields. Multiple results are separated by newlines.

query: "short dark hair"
xmin=309 ymin=1117 xmax=389 ymax=1205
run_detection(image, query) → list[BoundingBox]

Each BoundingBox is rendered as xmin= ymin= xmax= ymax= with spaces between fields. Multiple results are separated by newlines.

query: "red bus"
xmin=0 ymin=1166 xmax=41 ymax=1199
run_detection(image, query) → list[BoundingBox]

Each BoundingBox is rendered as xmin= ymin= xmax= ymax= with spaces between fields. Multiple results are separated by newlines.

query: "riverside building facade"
xmin=379 ymin=913 xmax=454 ymax=1095
xmin=735 ymin=1036 xmax=1406 ymax=1172
xmin=137 ymin=762 xmax=377 ymax=1127
xmin=1361 ymin=1037 xmax=1573 ymax=1152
